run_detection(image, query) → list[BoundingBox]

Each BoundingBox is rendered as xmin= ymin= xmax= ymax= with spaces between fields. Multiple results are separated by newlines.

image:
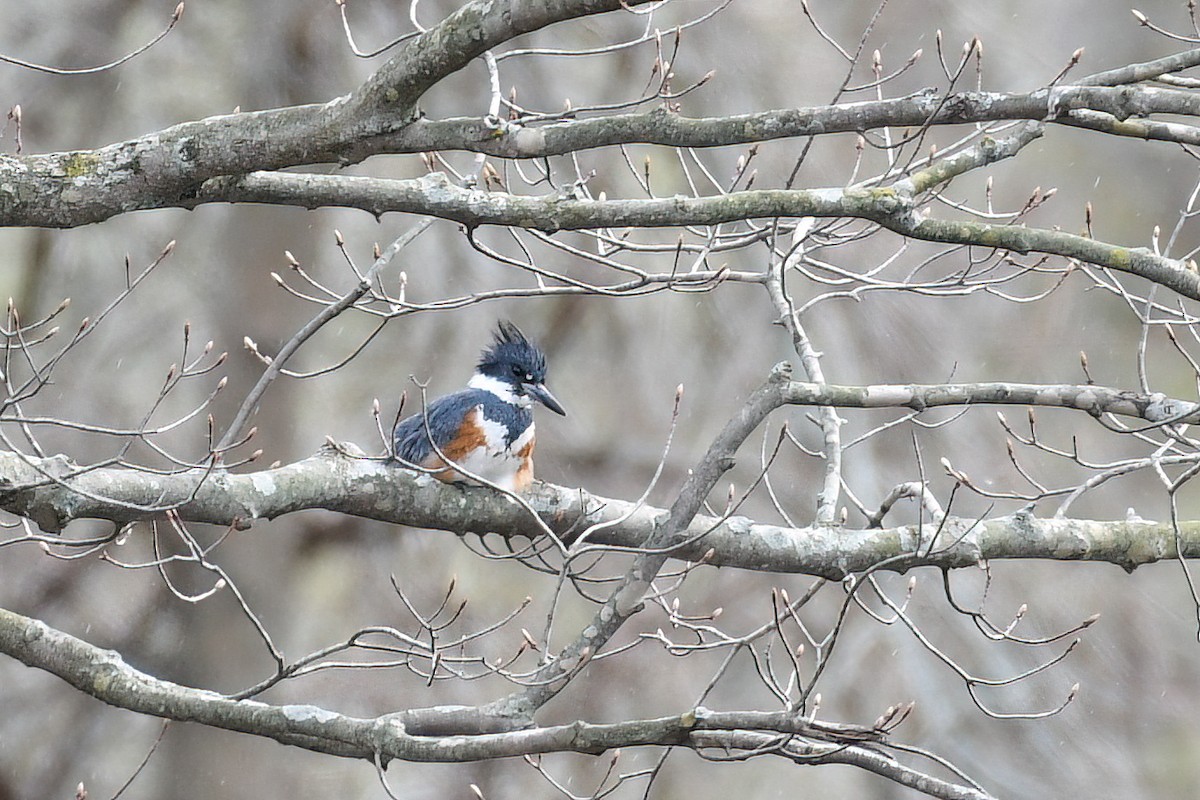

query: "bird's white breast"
xmin=454 ymin=409 xmax=533 ymax=492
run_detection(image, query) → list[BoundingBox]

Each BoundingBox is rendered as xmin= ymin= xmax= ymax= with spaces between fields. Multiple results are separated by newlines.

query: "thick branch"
xmin=341 ymin=0 xmax=655 ymax=127
xmin=0 ymin=0 xmax=651 ymax=228
xmin=403 ymin=80 xmax=1200 ymax=158
xmin=5 ymin=378 xmax=1200 ymax=575
xmin=0 ymin=608 xmax=732 ymax=757
xmin=192 ymin=171 xmax=1200 ymax=299
xmin=0 ymin=606 xmax=987 ymax=799
xmin=10 ymin=76 xmax=1200 ymax=227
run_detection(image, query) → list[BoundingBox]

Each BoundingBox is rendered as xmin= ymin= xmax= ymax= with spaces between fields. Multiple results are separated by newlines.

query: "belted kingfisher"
xmin=392 ymin=321 xmax=567 ymax=492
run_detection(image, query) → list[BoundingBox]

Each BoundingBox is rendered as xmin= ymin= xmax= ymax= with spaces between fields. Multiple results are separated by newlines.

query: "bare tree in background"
xmin=6 ymin=1 xmax=1200 ymax=798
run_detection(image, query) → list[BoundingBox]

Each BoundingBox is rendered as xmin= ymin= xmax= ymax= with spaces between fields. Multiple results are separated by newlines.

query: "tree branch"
xmin=482 ymin=363 xmax=801 ymax=722
xmin=0 ymin=0 xmax=653 ymax=228
xmin=185 ymin=171 xmax=1200 ymax=299
xmin=0 ymin=605 xmax=989 ymax=799
xmin=215 ymin=219 xmax=431 ymax=450
xmin=10 ymin=76 xmax=1200 ymax=227
xmin=4 ymin=379 xmax=1200 ymax=576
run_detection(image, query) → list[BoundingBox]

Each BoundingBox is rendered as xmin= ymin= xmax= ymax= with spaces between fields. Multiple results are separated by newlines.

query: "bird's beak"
xmin=529 ymin=383 xmax=567 ymax=416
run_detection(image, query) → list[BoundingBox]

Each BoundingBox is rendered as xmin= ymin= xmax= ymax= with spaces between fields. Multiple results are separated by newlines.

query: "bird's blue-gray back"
xmin=392 ymin=388 xmax=532 ymax=464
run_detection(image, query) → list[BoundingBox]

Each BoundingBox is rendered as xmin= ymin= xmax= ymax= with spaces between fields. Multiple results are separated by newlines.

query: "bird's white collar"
xmin=469 ymin=373 xmax=530 ymax=406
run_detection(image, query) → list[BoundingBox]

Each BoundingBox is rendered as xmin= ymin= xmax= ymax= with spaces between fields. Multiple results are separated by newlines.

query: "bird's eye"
xmin=525 ymin=373 xmax=534 ymax=382
xmin=511 ymin=365 xmax=522 ymax=376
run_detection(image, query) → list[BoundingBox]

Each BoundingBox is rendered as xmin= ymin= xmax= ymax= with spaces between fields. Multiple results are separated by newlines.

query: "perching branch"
xmin=5 ymin=376 xmax=1200 ymax=576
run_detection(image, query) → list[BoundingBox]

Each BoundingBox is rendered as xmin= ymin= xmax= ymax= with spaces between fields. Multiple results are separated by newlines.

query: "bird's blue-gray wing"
xmin=392 ymin=390 xmax=484 ymax=465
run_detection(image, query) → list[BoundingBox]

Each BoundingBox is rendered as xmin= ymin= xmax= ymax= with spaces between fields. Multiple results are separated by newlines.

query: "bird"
xmin=392 ymin=321 xmax=566 ymax=493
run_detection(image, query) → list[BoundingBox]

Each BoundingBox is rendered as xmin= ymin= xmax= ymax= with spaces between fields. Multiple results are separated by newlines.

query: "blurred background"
xmin=3 ymin=0 xmax=1200 ymax=797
